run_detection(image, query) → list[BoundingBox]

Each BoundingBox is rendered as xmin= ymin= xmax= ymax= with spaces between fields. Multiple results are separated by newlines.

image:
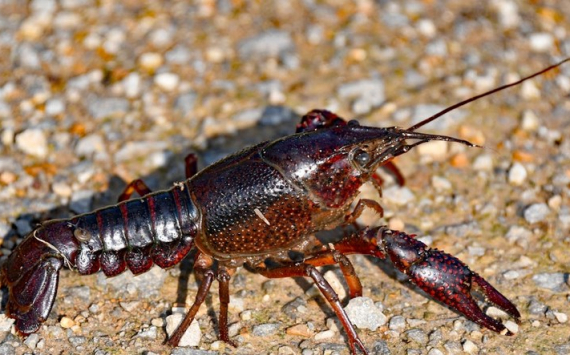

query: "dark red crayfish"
xmin=1 ymin=58 xmax=568 ymax=354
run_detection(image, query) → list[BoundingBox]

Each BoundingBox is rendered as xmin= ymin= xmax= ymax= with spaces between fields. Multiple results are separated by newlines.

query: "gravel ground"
xmin=1 ymin=1 xmax=570 ymax=354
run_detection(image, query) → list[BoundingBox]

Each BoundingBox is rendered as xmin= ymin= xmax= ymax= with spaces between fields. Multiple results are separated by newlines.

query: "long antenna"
xmin=407 ymin=57 xmax=570 ymax=132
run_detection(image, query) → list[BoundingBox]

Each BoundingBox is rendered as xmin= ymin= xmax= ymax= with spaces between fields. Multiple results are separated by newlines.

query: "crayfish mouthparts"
xmin=366 ymin=226 xmax=521 ymax=335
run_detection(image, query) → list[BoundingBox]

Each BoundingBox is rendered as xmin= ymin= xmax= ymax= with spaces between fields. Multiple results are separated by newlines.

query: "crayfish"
xmin=1 ymin=58 xmax=568 ymax=354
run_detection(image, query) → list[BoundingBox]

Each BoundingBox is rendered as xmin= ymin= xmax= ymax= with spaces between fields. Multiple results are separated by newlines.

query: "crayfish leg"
xmin=167 ymin=252 xmax=215 ymax=346
xmin=253 ymin=260 xmax=368 ymax=355
xmin=118 ymin=179 xmax=153 ymax=202
xmin=217 ymin=266 xmax=237 ymax=347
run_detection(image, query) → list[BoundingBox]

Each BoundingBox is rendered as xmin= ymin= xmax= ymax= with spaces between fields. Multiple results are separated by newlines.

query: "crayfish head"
xmin=261 ymin=120 xmax=477 ymax=209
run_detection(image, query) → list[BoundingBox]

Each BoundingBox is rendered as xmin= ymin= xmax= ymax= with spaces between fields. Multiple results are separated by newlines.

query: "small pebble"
xmin=473 ymin=154 xmax=493 ymax=171
xmin=165 ymin=314 xmax=201 ymax=347
xmin=15 ymin=128 xmax=48 ymax=158
xmin=314 ymin=330 xmax=335 ymax=341
xmin=504 ymin=320 xmax=519 ymax=334
xmin=383 ymin=186 xmax=415 ymax=206
xmin=524 ymin=203 xmax=550 ymax=224
xmin=252 ymin=323 xmax=281 ymax=337
xmin=238 ymin=30 xmax=294 ymax=59
xmin=462 ymin=339 xmax=478 ymax=354
xmin=0 ymin=314 xmax=14 ymax=332
xmin=431 ymin=176 xmax=452 ymax=190
xmin=389 ymin=315 xmax=406 ymax=331
xmin=151 ymin=318 xmax=164 ymax=327
xmin=532 ymin=272 xmax=568 ymax=292
xmin=403 ymin=329 xmax=428 ymax=345
xmin=486 ymin=307 xmax=509 ymax=319
xmin=60 ymin=317 xmax=75 ymax=328
xmin=521 ymin=110 xmax=540 ymax=131
xmin=136 ymin=326 xmax=157 ymax=339
xmin=286 ymin=324 xmax=313 ymax=338
xmin=23 ymin=333 xmax=39 ymax=349
xmin=508 ymin=163 xmax=527 ymax=186
xmin=154 ymin=73 xmax=180 ymax=91
xmin=139 ymin=52 xmax=164 ymax=71
xmin=240 ymin=310 xmax=252 ymax=321
xmin=529 ymin=32 xmax=554 ymax=52
xmin=343 ymin=297 xmax=387 ymax=331
xmin=553 ymin=311 xmax=568 ymax=323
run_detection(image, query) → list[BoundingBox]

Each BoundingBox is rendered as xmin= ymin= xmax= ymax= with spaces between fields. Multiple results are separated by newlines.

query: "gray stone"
xmin=0 ymin=343 xmax=15 ymax=355
xmin=524 ymin=203 xmax=550 ymax=224
xmin=23 ymin=333 xmax=40 ymax=349
xmin=75 ymin=134 xmax=105 ymax=156
xmin=136 ymin=326 xmax=157 ymax=339
xmin=238 ymin=30 xmax=294 ymax=59
xmin=68 ymin=336 xmax=86 ymax=346
xmin=372 ymin=340 xmax=391 ymax=355
xmin=403 ymin=328 xmax=428 ymax=345
xmin=532 ymin=273 xmax=569 ymax=292
xmin=70 ymin=189 xmax=95 ymax=214
xmin=88 ymin=97 xmax=130 ymax=120
xmin=252 ymin=323 xmax=281 ymax=336
xmin=337 ymin=78 xmax=384 ymax=115
xmin=175 ymin=92 xmax=197 ymax=117
xmin=389 ymin=315 xmax=406 ymax=331
xmin=383 ymin=186 xmax=415 ymax=206
xmin=344 ymin=297 xmax=387 ymax=331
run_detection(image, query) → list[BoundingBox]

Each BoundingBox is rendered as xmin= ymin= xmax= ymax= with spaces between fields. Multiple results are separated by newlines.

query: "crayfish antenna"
xmin=407 ymin=57 xmax=570 ymax=132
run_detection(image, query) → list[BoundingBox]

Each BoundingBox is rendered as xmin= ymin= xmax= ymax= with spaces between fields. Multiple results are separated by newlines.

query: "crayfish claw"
xmin=472 ymin=273 xmax=522 ymax=322
xmin=407 ymin=250 xmax=519 ymax=335
xmin=378 ymin=227 xmax=520 ymax=335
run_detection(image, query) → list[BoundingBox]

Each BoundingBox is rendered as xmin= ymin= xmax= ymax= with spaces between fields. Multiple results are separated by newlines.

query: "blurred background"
xmin=0 ymin=1 xmax=569 ymax=354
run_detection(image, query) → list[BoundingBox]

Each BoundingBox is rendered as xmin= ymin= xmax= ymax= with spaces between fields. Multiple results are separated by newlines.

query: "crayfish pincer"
xmin=1 ymin=58 xmax=568 ymax=354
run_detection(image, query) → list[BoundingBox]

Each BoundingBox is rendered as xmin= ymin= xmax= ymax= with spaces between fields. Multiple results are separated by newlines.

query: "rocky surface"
xmin=1 ymin=0 xmax=570 ymax=354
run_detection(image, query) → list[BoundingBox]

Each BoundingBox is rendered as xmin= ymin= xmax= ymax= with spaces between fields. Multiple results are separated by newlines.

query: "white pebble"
xmin=314 ymin=329 xmax=335 ymax=340
xmin=416 ymin=19 xmax=437 ymax=38
xmin=462 ymin=339 xmax=478 ymax=354
xmin=165 ymin=313 xmax=201 ymax=347
xmin=16 ymin=128 xmax=48 ymax=157
xmin=529 ymin=32 xmax=554 ymax=53
xmin=521 ymin=80 xmax=540 ymax=99
xmin=383 ymin=186 xmax=416 ymax=206
xmin=473 ymin=154 xmax=493 ymax=171
xmin=521 ymin=110 xmax=539 ymax=131
xmin=154 ymin=73 xmax=179 ymax=91
xmin=123 ymin=73 xmax=141 ymax=98
xmin=508 ymin=163 xmax=527 ymax=186
xmin=139 ymin=52 xmax=164 ymax=71
xmin=431 ymin=176 xmax=452 ymax=191
xmin=240 ymin=310 xmax=252 ymax=321
xmin=553 ymin=311 xmax=568 ymax=323
xmin=504 ymin=320 xmax=519 ymax=334
xmin=0 ymin=314 xmax=15 ymax=332
xmin=45 ymin=98 xmax=65 ymax=115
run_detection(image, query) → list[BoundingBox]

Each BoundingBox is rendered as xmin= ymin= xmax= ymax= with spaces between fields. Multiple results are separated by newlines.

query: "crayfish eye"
xmin=353 ymin=149 xmax=371 ymax=167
